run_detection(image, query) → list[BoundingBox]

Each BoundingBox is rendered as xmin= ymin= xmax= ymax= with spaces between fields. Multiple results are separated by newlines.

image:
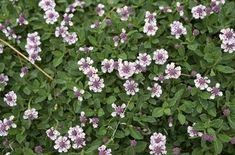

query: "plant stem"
xmin=0 ymin=38 xmax=53 ymax=80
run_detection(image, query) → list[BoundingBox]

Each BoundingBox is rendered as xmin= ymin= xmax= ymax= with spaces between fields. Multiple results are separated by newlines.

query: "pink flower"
xmin=111 ymin=103 xmax=126 ymax=118
xmin=137 ymin=53 xmax=152 ymax=67
xmin=194 ymin=73 xmax=210 ymax=90
xmin=118 ymin=61 xmax=136 ymax=79
xmin=191 ymin=5 xmax=207 ymax=19
xmin=170 ymin=21 xmax=187 ymax=39
xmin=147 ymin=83 xmax=162 ymax=98
xmin=123 ymin=79 xmax=139 ymax=95
xmin=23 ymin=108 xmax=38 ymax=120
xmin=153 ymin=49 xmax=168 ymax=65
xmin=101 ymin=59 xmax=115 ymax=73
xmin=165 ymin=63 xmax=181 ymax=79
xmin=207 ymin=83 xmax=223 ymax=99
xmin=46 ymin=127 xmax=60 ymax=140
xmin=54 ymin=136 xmax=71 ymax=153
xmin=73 ymin=87 xmax=85 ymax=101
xmin=4 ymin=91 xmax=17 ymax=107
xmin=88 ymin=77 xmax=105 ymax=93
xmin=98 ymin=145 xmax=112 ymax=155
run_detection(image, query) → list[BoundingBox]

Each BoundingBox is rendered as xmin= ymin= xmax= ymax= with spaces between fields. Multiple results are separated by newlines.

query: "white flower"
xmin=96 ymin=4 xmax=105 ymax=16
xmin=46 ymin=127 xmax=60 ymax=140
xmin=68 ymin=125 xmax=85 ymax=141
xmin=165 ymin=63 xmax=181 ymax=79
xmin=137 ymin=53 xmax=152 ymax=67
xmin=111 ymin=103 xmax=126 ymax=118
xmin=207 ymin=83 xmax=223 ymax=99
xmin=73 ymin=87 xmax=85 ymax=101
xmin=143 ymin=22 xmax=158 ymax=36
xmin=147 ymin=83 xmax=162 ymax=98
xmin=98 ymin=145 xmax=112 ymax=155
xmin=191 ymin=5 xmax=207 ymax=19
xmin=123 ymin=79 xmax=139 ymax=96
xmin=44 ymin=9 xmax=59 ymax=24
xmin=101 ymin=59 xmax=115 ymax=73
xmin=153 ymin=49 xmax=168 ymax=65
xmin=39 ymin=0 xmax=56 ymax=11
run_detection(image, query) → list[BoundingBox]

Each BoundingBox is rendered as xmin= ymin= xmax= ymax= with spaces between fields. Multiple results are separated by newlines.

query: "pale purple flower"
xmin=123 ymin=79 xmax=139 ymax=96
xmin=54 ymin=136 xmax=71 ymax=153
xmin=84 ymin=66 xmax=98 ymax=79
xmin=2 ymin=27 xmax=18 ymax=40
xmin=176 ymin=2 xmax=184 ymax=16
xmin=187 ymin=124 xmax=203 ymax=137
xmin=73 ymin=87 xmax=85 ymax=101
xmin=3 ymin=115 xmax=17 ymax=129
xmin=153 ymin=49 xmax=169 ymax=65
xmin=147 ymin=83 xmax=162 ymax=98
xmin=46 ymin=127 xmax=60 ymax=140
xmin=191 ymin=5 xmax=207 ymax=19
xmin=55 ymin=26 xmax=68 ymax=38
xmin=78 ymin=46 xmax=94 ymax=53
xmin=221 ymin=41 xmax=235 ymax=53
xmin=153 ymin=74 xmax=165 ymax=83
xmin=194 ymin=73 xmax=210 ymax=90
xmin=134 ymin=61 xmax=147 ymax=74
xmin=72 ymin=135 xmax=86 ymax=149
xmin=170 ymin=21 xmax=187 ymax=39
xmin=111 ymin=103 xmax=126 ymax=118
xmin=23 ymin=108 xmax=38 ymax=120
xmin=118 ymin=61 xmax=136 ymax=79
xmin=137 ymin=53 xmax=152 ymax=67
xmin=101 ymin=59 xmax=114 ymax=73
xmin=219 ymin=28 xmax=235 ymax=44
xmin=68 ymin=125 xmax=85 ymax=141
xmin=89 ymin=117 xmax=99 ymax=128
xmin=80 ymin=111 xmax=87 ymax=127
xmin=207 ymin=83 xmax=223 ymax=99
xmin=165 ymin=63 xmax=181 ymax=79
xmin=143 ymin=22 xmax=158 ymax=36
xmin=116 ymin=6 xmax=131 ymax=21
xmin=26 ymin=32 xmax=41 ymax=46
xmin=202 ymin=134 xmax=214 ymax=142
xmin=44 ymin=9 xmax=59 ymax=24
xmin=39 ymin=0 xmax=56 ymax=11
xmin=0 ymin=120 xmax=8 ymax=136
xmin=120 ymin=29 xmax=128 ymax=43
xmin=130 ymin=140 xmax=137 ymax=147
xmin=88 ymin=77 xmax=105 ymax=93
xmin=149 ymin=132 xmax=167 ymax=155
xmin=4 ymin=91 xmax=17 ymax=107
xmin=113 ymin=36 xmax=120 ymax=47
xmin=0 ymin=73 xmax=9 ymax=85
xmin=98 ymin=145 xmax=112 ymax=155
xmin=61 ymin=13 xmax=74 ymax=26
xmin=64 ymin=32 xmax=78 ymax=45
xmin=96 ymin=4 xmax=105 ymax=17
xmin=16 ymin=14 xmax=28 ymax=26
xmin=145 ymin=11 xmax=156 ymax=23
xmin=20 ymin=67 xmax=28 ymax=78
xmin=77 ymin=57 xmax=94 ymax=72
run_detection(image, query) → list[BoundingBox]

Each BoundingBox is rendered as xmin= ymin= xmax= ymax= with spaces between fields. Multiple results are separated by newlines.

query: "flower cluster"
xmin=194 ymin=73 xmax=223 ymax=99
xmin=0 ymin=115 xmax=17 ymax=137
xmin=143 ymin=11 xmax=158 ymax=36
xmin=78 ymin=57 xmax=105 ymax=93
xmin=98 ymin=145 xmax=112 ymax=155
xmin=0 ymin=22 xmax=21 ymax=42
xmin=170 ymin=21 xmax=187 ymax=39
xmin=149 ymin=132 xmax=167 ymax=155
xmin=25 ymin=32 xmax=42 ymax=64
xmin=0 ymin=73 xmax=9 ymax=86
xmin=219 ymin=28 xmax=235 ymax=53
xmin=23 ymin=108 xmax=39 ymax=120
xmin=39 ymin=0 xmax=59 ymax=24
xmin=68 ymin=125 xmax=86 ymax=149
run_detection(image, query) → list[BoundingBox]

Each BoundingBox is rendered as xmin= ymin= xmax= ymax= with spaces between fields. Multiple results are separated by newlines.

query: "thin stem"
xmin=0 ymin=38 xmax=53 ymax=80
xmin=181 ymin=73 xmax=191 ymax=77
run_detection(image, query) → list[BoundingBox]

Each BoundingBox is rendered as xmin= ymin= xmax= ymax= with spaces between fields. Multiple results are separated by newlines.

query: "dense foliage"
xmin=0 ymin=0 xmax=235 ymax=155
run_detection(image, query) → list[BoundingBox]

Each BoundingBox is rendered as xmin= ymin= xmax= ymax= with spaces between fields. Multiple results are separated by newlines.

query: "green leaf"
xmin=152 ymin=107 xmax=164 ymax=118
xmin=213 ymin=140 xmax=223 ymax=154
xmin=215 ymin=65 xmax=235 ymax=73
xmin=178 ymin=113 xmax=186 ymax=125
xmin=129 ymin=127 xmax=143 ymax=140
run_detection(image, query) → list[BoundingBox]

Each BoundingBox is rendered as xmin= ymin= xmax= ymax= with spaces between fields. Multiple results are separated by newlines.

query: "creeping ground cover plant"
xmin=1 ymin=0 xmax=235 ymax=154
